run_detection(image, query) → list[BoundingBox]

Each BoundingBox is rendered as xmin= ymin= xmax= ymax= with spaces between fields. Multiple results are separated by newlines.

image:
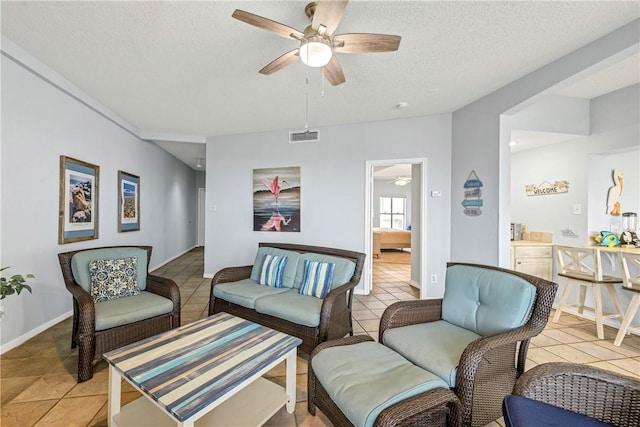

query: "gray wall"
xmin=205 ymin=115 xmax=452 ymax=297
xmin=511 ymin=84 xmax=639 ymax=244
xmin=451 ymin=19 xmax=639 ymax=267
xmin=1 ymin=50 xmax=198 ymax=350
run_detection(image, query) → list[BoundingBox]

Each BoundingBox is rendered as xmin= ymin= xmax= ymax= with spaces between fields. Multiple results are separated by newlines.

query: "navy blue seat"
xmin=502 ymin=395 xmax=613 ymax=427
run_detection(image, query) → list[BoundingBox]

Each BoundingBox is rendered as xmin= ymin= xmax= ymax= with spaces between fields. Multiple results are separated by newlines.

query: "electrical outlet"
xmin=430 ymin=274 xmax=437 ymax=283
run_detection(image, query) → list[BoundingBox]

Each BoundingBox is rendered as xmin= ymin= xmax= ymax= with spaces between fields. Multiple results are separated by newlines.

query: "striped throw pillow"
xmin=299 ymin=260 xmax=335 ymax=298
xmin=257 ymin=254 xmax=287 ymax=287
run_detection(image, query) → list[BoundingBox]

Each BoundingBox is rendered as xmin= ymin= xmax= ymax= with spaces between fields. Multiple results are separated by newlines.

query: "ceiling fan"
xmin=232 ymin=0 xmax=401 ymax=86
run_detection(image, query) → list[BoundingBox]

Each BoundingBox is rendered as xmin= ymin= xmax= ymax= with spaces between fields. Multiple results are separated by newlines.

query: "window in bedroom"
xmin=380 ymin=196 xmax=406 ymax=230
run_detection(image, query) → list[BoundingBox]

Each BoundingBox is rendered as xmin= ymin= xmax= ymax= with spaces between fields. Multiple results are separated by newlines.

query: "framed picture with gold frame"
xmin=58 ymin=156 xmax=99 ymax=244
xmin=118 ymin=170 xmax=140 ymax=232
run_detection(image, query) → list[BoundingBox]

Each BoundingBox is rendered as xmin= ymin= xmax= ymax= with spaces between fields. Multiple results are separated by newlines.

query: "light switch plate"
xmin=573 ymin=204 xmax=581 ymax=214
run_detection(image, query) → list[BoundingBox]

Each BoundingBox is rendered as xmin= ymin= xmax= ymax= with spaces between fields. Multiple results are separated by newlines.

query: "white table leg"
xmin=285 ymin=349 xmax=297 ymax=413
xmin=108 ymin=366 xmax=122 ymax=427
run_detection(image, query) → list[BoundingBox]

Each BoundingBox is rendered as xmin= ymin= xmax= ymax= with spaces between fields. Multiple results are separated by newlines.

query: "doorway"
xmin=364 ymin=159 xmax=427 ymax=298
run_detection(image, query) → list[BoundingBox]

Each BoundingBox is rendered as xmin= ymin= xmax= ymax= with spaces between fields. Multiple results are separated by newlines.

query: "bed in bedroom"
xmin=372 ymin=228 xmax=411 ymax=258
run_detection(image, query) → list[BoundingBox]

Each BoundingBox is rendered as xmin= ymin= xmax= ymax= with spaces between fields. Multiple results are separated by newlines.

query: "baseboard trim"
xmin=0 ymin=310 xmax=72 ymax=355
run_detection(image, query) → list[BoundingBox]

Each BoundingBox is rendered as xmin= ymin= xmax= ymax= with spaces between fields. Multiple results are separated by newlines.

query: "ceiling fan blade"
xmin=259 ymin=49 xmax=300 ymax=75
xmin=333 ymin=33 xmax=401 ymax=53
xmin=232 ymin=9 xmax=303 ymax=40
xmin=323 ymin=55 xmax=346 ymax=86
xmin=312 ymin=0 xmax=348 ymax=36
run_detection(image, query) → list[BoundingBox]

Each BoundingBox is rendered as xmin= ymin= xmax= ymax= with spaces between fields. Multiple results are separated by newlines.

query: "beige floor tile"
xmin=65 ymin=370 xmax=109 ymax=397
xmin=1 ymin=399 xmax=58 ymax=427
xmin=543 ymin=345 xmax=599 ymax=364
xmin=13 ymin=374 xmax=77 ymax=402
xmin=569 ymin=341 xmax=629 ymax=361
xmin=587 ymin=361 xmax=640 ymax=379
xmin=526 ymin=347 xmax=570 ymax=364
xmin=33 ymin=395 xmax=107 ymax=427
xmin=540 ymin=329 xmax=586 ymax=344
xmin=606 ymin=358 xmax=640 ymax=378
xmin=1 ymin=376 xmax=40 ymax=404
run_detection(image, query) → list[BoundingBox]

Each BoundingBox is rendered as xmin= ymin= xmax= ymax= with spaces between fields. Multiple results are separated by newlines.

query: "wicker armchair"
xmin=378 ymin=263 xmax=558 ymax=427
xmin=58 ymin=246 xmax=180 ymax=382
xmin=509 ymin=362 xmax=640 ymax=426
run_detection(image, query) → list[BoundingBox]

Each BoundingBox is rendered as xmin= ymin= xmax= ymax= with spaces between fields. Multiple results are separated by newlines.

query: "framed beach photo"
xmin=58 ymin=156 xmax=99 ymax=244
xmin=118 ymin=170 xmax=140 ymax=232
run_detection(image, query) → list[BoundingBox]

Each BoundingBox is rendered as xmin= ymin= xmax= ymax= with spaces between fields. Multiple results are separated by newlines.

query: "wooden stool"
xmin=553 ymin=245 xmax=623 ymax=340
xmin=614 ymin=250 xmax=640 ymax=346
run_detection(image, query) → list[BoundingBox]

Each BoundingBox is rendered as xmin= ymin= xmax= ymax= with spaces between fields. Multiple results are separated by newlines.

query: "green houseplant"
xmin=0 ymin=267 xmax=34 ymax=299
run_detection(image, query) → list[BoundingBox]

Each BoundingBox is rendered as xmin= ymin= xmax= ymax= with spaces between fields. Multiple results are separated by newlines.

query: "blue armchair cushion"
xmin=382 ymin=320 xmax=481 ymax=387
xmin=254 ymin=289 xmax=323 ymax=327
xmin=294 ymin=253 xmax=355 ymax=290
xmin=257 ymin=254 xmax=287 ymax=288
xmin=71 ymin=247 xmax=148 ymax=292
xmin=312 ymin=341 xmax=449 ymax=427
xmin=250 ymin=247 xmax=300 ymax=288
xmin=502 ymin=395 xmax=613 ymax=427
xmin=94 ymin=291 xmax=174 ymax=331
xmin=89 ymin=257 xmax=140 ymax=302
xmin=213 ymin=278 xmax=289 ymax=309
xmin=442 ymin=265 xmax=536 ymax=336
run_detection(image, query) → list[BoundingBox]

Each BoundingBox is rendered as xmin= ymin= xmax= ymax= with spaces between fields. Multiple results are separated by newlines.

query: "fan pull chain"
xmin=304 ymin=76 xmax=310 ymax=132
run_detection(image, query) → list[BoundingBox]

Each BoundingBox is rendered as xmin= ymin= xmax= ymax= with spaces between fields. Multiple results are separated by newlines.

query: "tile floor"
xmin=1 ymin=247 xmax=639 ymax=426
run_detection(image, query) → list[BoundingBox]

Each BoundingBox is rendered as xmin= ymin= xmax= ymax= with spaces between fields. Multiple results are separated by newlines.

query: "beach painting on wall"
xmin=118 ymin=170 xmax=140 ymax=232
xmin=59 ymin=155 xmax=99 ymax=244
xmin=253 ymin=166 xmax=300 ymax=232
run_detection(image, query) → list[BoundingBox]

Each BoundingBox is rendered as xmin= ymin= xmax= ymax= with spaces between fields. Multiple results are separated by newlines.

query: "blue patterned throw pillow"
xmin=89 ymin=257 xmax=140 ymax=303
xmin=299 ymin=260 xmax=335 ymax=298
xmin=258 ymin=254 xmax=287 ymax=288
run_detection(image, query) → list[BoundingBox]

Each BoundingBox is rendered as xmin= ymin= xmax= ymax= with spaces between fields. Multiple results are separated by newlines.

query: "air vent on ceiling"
xmin=289 ymin=130 xmax=319 ymax=143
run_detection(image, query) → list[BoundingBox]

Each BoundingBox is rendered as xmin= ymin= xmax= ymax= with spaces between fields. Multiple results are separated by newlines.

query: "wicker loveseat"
xmin=208 ymin=242 xmax=365 ymax=355
xmin=58 ymin=246 xmax=181 ymax=382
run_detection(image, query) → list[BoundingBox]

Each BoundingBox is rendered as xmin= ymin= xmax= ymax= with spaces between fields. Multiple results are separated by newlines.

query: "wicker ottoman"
xmin=308 ymin=335 xmax=460 ymax=427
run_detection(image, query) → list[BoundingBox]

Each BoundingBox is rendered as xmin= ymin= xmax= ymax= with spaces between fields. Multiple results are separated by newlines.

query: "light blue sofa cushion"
xmin=213 ymin=278 xmax=289 ymax=309
xmin=442 ymin=265 xmax=536 ymax=336
xmin=312 ymin=341 xmax=448 ymax=427
xmin=294 ymin=253 xmax=356 ymax=290
xmin=71 ymin=247 xmax=148 ymax=292
xmin=382 ymin=320 xmax=481 ymax=387
xmin=249 ymin=247 xmax=301 ymax=288
xmin=254 ymin=289 xmax=323 ymax=327
xmin=94 ymin=291 xmax=173 ymax=331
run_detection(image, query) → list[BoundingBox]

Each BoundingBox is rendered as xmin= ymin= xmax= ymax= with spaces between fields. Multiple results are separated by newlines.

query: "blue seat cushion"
xmin=250 ymin=247 xmax=301 ymax=288
xmin=95 ymin=291 xmax=174 ymax=331
xmin=294 ymin=253 xmax=356 ymax=290
xmin=442 ymin=265 xmax=536 ymax=336
xmin=382 ymin=320 xmax=481 ymax=387
xmin=254 ymin=289 xmax=323 ymax=327
xmin=502 ymin=395 xmax=614 ymax=427
xmin=71 ymin=247 xmax=149 ymax=292
xmin=213 ymin=278 xmax=289 ymax=309
xmin=313 ymin=341 xmax=449 ymax=427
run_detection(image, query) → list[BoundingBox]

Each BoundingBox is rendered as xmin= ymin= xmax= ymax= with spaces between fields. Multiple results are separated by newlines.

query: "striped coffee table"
xmin=103 ymin=312 xmax=302 ymax=427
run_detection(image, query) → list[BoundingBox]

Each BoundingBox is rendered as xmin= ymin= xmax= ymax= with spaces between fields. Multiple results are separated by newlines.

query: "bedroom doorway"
xmin=364 ymin=159 xmax=427 ymax=298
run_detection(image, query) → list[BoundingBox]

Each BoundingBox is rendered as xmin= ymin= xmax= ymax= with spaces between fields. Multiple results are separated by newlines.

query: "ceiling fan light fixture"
xmin=395 ymin=177 xmax=410 ymax=186
xmin=299 ymin=36 xmax=332 ymax=67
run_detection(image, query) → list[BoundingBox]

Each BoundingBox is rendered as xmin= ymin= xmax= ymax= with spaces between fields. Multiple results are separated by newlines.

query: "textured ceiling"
xmin=2 ymin=1 xmax=639 ymax=170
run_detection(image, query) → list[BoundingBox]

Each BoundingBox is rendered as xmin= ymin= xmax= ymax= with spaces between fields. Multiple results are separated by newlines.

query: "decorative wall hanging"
xmin=606 ymin=169 xmax=623 ymax=215
xmin=525 ymin=180 xmax=569 ymax=196
xmin=561 ymin=228 xmax=579 ymax=238
xmin=462 ymin=170 xmax=483 ymax=216
xmin=58 ymin=156 xmax=99 ymax=244
xmin=253 ymin=166 xmax=301 ymax=232
xmin=118 ymin=171 xmax=140 ymax=232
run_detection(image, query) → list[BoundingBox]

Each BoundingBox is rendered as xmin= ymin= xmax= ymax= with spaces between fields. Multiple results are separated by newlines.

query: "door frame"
xmin=363 ymin=158 xmax=428 ymax=298
xmin=197 ymin=188 xmax=206 ymax=247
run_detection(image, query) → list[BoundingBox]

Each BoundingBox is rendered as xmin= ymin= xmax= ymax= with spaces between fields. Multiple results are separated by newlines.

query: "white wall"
xmin=205 ymin=115 xmax=452 ymax=298
xmin=1 ymin=49 xmax=198 ymax=350
xmin=451 ymin=19 xmax=639 ymax=267
xmin=511 ymin=84 xmax=639 ymax=245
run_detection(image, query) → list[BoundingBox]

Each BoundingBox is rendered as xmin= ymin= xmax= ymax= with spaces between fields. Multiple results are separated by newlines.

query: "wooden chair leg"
xmin=553 ymin=281 xmax=573 ymax=323
xmin=594 ymin=283 xmax=604 ymax=340
xmin=577 ymin=285 xmax=587 ymax=315
xmin=614 ymin=293 xmax=640 ymax=346
xmin=606 ymin=284 xmax=624 ymax=320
